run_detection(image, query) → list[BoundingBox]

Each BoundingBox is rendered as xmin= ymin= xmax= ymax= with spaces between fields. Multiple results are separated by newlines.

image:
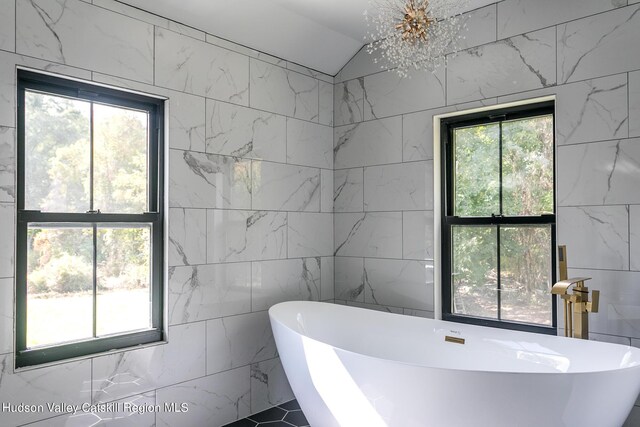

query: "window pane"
xmin=25 ymin=92 xmax=90 ymax=212
xmin=500 ymin=226 xmax=553 ymax=326
xmin=452 ymin=225 xmax=497 ymax=319
xmin=96 ymin=225 xmax=152 ymax=336
xmin=94 ymin=104 xmax=149 ymax=213
xmin=502 ymin=115 xmax=554 ymax=216
xmin=27 ymin=225 xmax=93 ymax=347
xmin=453 ymin=123 xmax=500 ymax=216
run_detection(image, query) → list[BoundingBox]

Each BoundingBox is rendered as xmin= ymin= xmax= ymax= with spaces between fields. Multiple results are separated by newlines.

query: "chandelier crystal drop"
xmin=365 ymin=0 xmax=469 ymax=77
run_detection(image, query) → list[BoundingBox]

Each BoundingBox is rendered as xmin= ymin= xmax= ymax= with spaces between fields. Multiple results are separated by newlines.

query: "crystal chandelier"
xmin=365 ymin=0 xmax=469 ymax=77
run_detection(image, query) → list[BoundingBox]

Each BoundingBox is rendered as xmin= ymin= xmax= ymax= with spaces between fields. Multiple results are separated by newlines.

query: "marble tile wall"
xmin=332 ymin=1 xmax=640 ymax=422
xmin=0 ymin=0 xmax=332 ymax=425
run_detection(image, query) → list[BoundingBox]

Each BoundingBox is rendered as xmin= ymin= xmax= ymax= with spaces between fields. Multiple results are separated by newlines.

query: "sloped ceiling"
xmin=117 ymin=0 xmax=496 ymax=76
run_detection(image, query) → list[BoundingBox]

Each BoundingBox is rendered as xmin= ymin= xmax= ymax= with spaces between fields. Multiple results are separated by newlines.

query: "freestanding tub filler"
xmin=269 ymin=301 xmax=640 ymax=427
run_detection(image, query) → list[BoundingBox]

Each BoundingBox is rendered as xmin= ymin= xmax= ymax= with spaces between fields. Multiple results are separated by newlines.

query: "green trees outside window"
xmin=442 ymin=102 xmax=556 ymax=333
xmin=16 ymin=71 xmax=164 ymax=367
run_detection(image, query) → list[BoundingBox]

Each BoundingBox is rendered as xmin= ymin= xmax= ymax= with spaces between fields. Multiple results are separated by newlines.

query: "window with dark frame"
xmin=441 ymin=101 xmax=556 ymax=334
xmin=16 ymin=70 xmax=165 ymax=368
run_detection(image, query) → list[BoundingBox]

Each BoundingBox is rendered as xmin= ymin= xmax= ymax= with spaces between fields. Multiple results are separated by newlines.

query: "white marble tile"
xmin=205 ymin=33 xmax=255 ymax=59
xmin=286 ymin=118 xmax=333 ymax=169
xmin=252 ymin=258 xmax=321 ymax=311
xmin=157 ymin=367 xmax=250 ymax=427
xmin=92 ymin=322 xmax=206 ymax=403
xmin=557 ymin=74 xmax=628 ymax=146
xmin=155 ymin=28 xmax=249 ymax=105
xmin=0 ymin=0 xmax=15 ymax=51
xmin=168 ymin=90 xmax=206 ymax=152
xmin=169 ymin=208 xmax=206 ymax=267
xmin=250 ymin=59 xmax=318 ymax=121
xmin=250 ymin=358 xmax=294 ymax=414
xmin=17 ymin=0 xmax=154 ymax=83
xmin=92 ymin=0 xmax=169 ymax=27
xmin=334 ymin=212 xmax=402 ymax=258
xmin=631 ymin=71 xmax=640 ymax=138
xmin=558 ymin=206 xmax=629 ymax=270
xmin=205 ymin=100 xmax=286 ymax=163
xmin=403 ymin=211 xmax=435 ymax=260
xmin=403 ymin=111 xmax=434 ymax=162
xmin=321 ymin=257 xmax=334 ymax=301
xmin=27 ymin=392 xmax=156 ymax=427
xmin=320 ymin=169 xmax=333 ymax=213
xmin=566 ymin=268 xmax=640 ymax=340
xmin=558 ymin=138 xmax=640 ymax=206
xmin=454 ymin=5 xmax=497 ymax=52
xmin=90 ymin=71 xmax=169 ymax=97
xmin=558 ymin=5 xmax=640 ymax=84
xmin=286 ymin=62 xmax=333 ymax=84
xmin=346 ymin=300 xmax=404 ymax=314
xmin=334 ymin=117 xmax=402 ymax=169
xmin=168 ymin=263 xmax=251 ymax=325
xmin=287 ymin=213 xmax=333 ymax=257
xmin=334 ymin=78 xmax=364 ymax=126
xmin=0 ymin=203 xmax=14 ymax=278
xmin=498 ymin=0 xmax=623 ymax=40
xmin=447 ymin=28 xmax=556 ymax=104
xmin=0 ymin=355 xmax=91 ymax=426
xmin=364 ymin=161 xmax=432 ymax=211
xmin=206 ymin=312 xmax=277 ymax=374
xmin=0 ymin=127 xmax=14 ymax=203
xmin=0 ymin=49 xmax=92 ymax=128
xmin=0 ymin=277 xmax=13 ymax=354
xmin=334 ymin=257 xmax=364 ymax=302
xmin=589 ymin=332 xmax=631 ymax=346
xmin=206 ymin=210 xmax=287 ymax=263
xmin=166 ymin=20 xmax=205 ymax=42
xmin=629 ymin=206 xmax=640 ymax=271
xmin=169 ymin=150 xmax=251 ymax=209
xmin=404 ymin=308 xmax=435 ymax=318
xmin=363 ymin=259 xmax=434 ymax=311
xmin=251 ymin=161 xmax=320 ymax=212
xmin=364 ymin=67 xmax=446 ymax=120
xmin=319 ymin=80 xmax=333 ymax=127
xmin=334 ymin=168 xmax=364 ymax=213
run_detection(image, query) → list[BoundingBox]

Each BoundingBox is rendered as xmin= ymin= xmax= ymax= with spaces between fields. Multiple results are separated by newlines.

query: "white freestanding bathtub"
xmin=269 ymin=301 xmax=640 ymax=427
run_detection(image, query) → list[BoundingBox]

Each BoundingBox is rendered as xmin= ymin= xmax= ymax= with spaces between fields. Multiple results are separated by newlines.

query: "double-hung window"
xmin=441 ymin=101 xmax=556 ymax=334
xmin=16 ymin=70 xmax=165 ymax=367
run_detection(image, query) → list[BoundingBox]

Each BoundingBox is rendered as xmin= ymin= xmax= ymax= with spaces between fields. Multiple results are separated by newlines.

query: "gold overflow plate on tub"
xmin=445 ymin=336 xmax=465 ymax=345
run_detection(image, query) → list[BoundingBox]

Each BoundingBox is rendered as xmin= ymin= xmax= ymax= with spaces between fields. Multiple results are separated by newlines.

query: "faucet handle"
xmin=588 ymin=290 xmax=600 ymax=313
xmin=551 ymin=277 xmax=591 ymax=295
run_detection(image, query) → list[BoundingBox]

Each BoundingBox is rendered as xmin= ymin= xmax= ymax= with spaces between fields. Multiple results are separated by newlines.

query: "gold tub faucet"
xmin=551 ymin=246 xmax=600 ymax=339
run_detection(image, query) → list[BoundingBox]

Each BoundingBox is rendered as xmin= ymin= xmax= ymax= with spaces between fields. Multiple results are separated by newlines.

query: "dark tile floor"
xmin=223 ymin=400 xmax=309 ymax=427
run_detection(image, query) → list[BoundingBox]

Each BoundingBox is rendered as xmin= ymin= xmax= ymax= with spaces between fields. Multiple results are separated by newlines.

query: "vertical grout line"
xmin=629 ymin=204 xmax=631 ymax=271
xmin=401 ymin=210 xmax=405 ymax=260
xmin=248 ymin=58 xmax=251 ymax=108
xmin=13 ymin=0 xmax=16 ymax=53
xmin=495 ymin=2 xmax=499 ymax=41
xmin=153 ymin=26 xmax=156 ymax=86
xmin=90 ymin=358 xmax=94 ymax=405
xmin=204 ymin=320 xmax=208 ymax=375
xmin=628 ymin=71 xmax=631 ymax=138
xmin=555 ymin=25 xmax=558 ymax=86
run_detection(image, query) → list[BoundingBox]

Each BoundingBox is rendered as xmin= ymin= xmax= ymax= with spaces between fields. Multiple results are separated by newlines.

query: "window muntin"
xmin=442 ymin=102 xmax=556 ymax=333
xmin=16 ymin=70 xmax=164 ymax=367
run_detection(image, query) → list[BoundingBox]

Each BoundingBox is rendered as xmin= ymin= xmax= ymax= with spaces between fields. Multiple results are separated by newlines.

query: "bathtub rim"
xmin=269 ymin=300 xmax=640 ymax=376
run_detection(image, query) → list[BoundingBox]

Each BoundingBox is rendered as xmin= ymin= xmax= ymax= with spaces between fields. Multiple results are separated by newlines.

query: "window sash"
xmin=15 ymin=70 xmax=165 ymax=368
xmin=441 ymin=102 xmax=557 ymax=335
